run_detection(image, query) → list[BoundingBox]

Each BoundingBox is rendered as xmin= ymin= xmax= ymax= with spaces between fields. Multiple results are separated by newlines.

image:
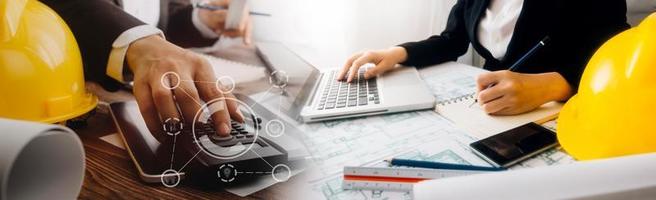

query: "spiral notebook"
xmin=200 ymin=54 xmax=266 ymax=84
xmin=422 ymin=62 xmax=562 ymax=139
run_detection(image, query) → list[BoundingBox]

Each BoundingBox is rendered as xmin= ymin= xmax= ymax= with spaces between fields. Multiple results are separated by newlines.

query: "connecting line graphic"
xmin=165 ymin=77 xmax=207 ymax=171
xmin=170 ymin=134 xmax=177 ymax=169
xmin=178 ymin=149 xmax=203 ymax=173
xmin=177 ymin=88 xmax=203 ymax=107
xmin=181 ymin=80 xmax=215 ymax=84
xmin=159 ymin=70 xmax=291 ymax=187
xmin=250 ymin=149 xmax=275 ymax=169
xmin=249 ymin=87 xmax=274 ymax=108
xmin=236 ymin=171 xmax=273 ymax=175
xmin=278 ymin=93 xmax=282 ymax=114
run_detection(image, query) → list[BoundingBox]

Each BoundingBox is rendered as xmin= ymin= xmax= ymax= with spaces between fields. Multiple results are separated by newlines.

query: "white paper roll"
xmin=0 ymin=118 xmax=85 ymax=200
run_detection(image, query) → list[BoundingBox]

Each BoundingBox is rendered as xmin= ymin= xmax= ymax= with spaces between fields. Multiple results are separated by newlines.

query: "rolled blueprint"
xmin=414 ymin=153 xmax=656 ymax=200
xmin=0 ymin=118 xmax=85 ymax=200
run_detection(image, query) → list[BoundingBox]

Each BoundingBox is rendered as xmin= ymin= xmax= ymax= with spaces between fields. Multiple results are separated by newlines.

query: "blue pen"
xmin=470 ymin=36 xmax=551 ymax=107
xmin=385 ymin=158 xmax=506 ymax=172
xmin=195 ymin=3 xmax=272 ymax=17
xmin=507 ymin=36 xmax=550 ymax=71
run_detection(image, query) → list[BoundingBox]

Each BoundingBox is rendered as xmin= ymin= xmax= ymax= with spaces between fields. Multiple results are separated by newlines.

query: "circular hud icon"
xmin=191 ymin=97 xmax=260 ymax=160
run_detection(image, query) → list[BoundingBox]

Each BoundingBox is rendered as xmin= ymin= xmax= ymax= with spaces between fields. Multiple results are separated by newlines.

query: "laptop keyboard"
xmin=316 ymin=68 xmax=380 ymax=110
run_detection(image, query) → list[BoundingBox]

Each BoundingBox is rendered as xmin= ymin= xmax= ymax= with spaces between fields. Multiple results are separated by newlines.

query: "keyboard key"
xmin=210 ymin=134 xmax=233 ymax=141
xmin=358 ymin=97 xmax=368 ymax=105
xmin=348 ymin=100 xmax=357 ymax=107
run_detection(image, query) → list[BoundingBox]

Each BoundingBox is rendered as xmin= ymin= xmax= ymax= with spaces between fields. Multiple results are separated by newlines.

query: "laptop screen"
xmin=256 ymin=42 xmax=321 ymax=120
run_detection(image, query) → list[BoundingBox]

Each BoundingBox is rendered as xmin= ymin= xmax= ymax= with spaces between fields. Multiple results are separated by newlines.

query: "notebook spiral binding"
xmin=436 ymin=92 xmax=476 ymax=106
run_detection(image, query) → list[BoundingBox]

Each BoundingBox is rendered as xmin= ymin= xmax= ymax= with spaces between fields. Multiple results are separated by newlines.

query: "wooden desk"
xmin=73 ymin=46 xmax=291 ymax=199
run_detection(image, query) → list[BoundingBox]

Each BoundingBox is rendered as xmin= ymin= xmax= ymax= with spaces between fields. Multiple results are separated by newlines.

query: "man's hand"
xmin=475 ymin=71 xmax=573 ymax=115
xmin=198 ymin=0 xmax=252 ymax=44
xmin=126 ymin=35 xmax=244 ymax=142
xmin=338 ymin=47 xmax=408 ymax=83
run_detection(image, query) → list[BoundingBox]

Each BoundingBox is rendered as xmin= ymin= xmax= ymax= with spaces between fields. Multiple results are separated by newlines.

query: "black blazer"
xmin=399 ymin=0 xmax=630 ymax=89
xmin=40 ymin=0 xmax=217 ymax=91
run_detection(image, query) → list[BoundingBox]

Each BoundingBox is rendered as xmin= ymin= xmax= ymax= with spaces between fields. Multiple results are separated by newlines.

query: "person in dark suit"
xmin=41 ymin=0 xmax=249 ymax=141
xmin=338 ymin=0 xmax=630 ymax=115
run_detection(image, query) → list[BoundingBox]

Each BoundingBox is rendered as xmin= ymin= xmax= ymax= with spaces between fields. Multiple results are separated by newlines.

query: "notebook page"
xmin=421 ymin=62 xmax=562 ymax=139
xmin=436 ymin=100 xmax=561 ymax=139
xmin=201 ymin=54 xmax=266 ymax=84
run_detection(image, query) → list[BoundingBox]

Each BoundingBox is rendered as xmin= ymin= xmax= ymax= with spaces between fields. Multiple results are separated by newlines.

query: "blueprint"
xmin=419 ymin=62 xmax=487 ymax=105
xmin=285 ymin=111 xmax=484 ymax=200
xmin=278 ymin=62 xmax=574 ymax=200
xmin=286 ymin=116 xmax=573 ymax=200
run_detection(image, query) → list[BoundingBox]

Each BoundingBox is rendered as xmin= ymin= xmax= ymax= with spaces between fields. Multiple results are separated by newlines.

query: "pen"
xmin=470 ymin=36 xmax=551 ymax=107
xmin=384 ymin=158 xmax=505 ymax=172
xmin=195 ymin=3 xmax=272 ymax=17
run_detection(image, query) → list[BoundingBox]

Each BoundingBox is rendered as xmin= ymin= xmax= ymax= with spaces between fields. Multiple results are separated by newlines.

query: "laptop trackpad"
xmin=381 ymin=67 xmax=420 ymax=86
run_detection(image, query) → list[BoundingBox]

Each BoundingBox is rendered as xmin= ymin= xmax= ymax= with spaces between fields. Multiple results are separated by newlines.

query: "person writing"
xmin=338 ymin=0 xmax=629 ymax=115
xmin=41 ymin=0 xmax=250 ymax=142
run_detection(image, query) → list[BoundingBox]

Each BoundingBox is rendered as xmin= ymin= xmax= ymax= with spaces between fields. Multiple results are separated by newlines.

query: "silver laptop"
xmin=255 ymin=42 xmax=435 ymax=122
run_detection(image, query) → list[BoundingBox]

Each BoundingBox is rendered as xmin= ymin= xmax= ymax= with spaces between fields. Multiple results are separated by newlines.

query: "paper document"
xmin=201 ymin=54 xmax=266 ymax=84
xmin=414 ymin=153 xmax=656 ymax=200
xmin=437 ymin=100 xmax=562 ymax=139
xmin=419 ymin=62 xmax=486 ymax=104
xmin=420 ymin=62 xmax=562 ymax=139
xmin=275 ymin=111 xmax=480 ymax=200
xmin=286 ymin=129 xmax=488 ymax=200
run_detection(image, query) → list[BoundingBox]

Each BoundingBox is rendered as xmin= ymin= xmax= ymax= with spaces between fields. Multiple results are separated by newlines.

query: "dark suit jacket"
xmin=40 ymin=0 xmax=217 ymax=91
xmin=399 ymin=0 xmax=630 ymax=89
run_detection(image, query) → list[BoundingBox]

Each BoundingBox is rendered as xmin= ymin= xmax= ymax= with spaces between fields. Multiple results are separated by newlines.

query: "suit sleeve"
xmin=165 ymin=0 xmax=217 ymax=48
xmin=549 ymin=0 xmax=629 ymax=90
xmin=398 ymin=0 xmax=471 ymax=67
xmin=40 ymin=0 xmax=146 ymax=91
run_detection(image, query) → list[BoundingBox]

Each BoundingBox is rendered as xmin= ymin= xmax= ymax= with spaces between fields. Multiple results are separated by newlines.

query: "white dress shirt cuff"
xmin=106 ymin=25 xmax=164 ymax=83
xmin=192 ymin=7 xmax=221 ymax=39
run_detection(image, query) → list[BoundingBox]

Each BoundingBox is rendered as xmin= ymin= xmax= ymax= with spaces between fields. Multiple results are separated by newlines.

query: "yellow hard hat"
xmin=0 ymin=0 xmax=97 ymax=123
xmin=558 ymin=13 xmax=656 ymax=160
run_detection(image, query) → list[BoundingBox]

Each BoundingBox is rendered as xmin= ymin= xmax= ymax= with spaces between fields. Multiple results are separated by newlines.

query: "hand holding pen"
xmin=194 ymin=0 xmax=271 ymax=45
xmin=471 ymin=36 xmax=558 ymax=115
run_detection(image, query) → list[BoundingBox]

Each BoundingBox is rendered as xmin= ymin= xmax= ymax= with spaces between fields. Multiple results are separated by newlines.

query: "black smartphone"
xmin=470 ymin=122 xmax=558 ymax=168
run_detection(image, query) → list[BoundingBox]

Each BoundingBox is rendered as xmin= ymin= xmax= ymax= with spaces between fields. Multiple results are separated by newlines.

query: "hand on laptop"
xmin=126 ymin=35 xmax=245 ymax=142
xmin=475 ymin=70 xmax=572 ymax=115
xmin=198 ymin=0 xmax=253 ymax=45
xmin=338 ymin=47 xmax=408 ymax=82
